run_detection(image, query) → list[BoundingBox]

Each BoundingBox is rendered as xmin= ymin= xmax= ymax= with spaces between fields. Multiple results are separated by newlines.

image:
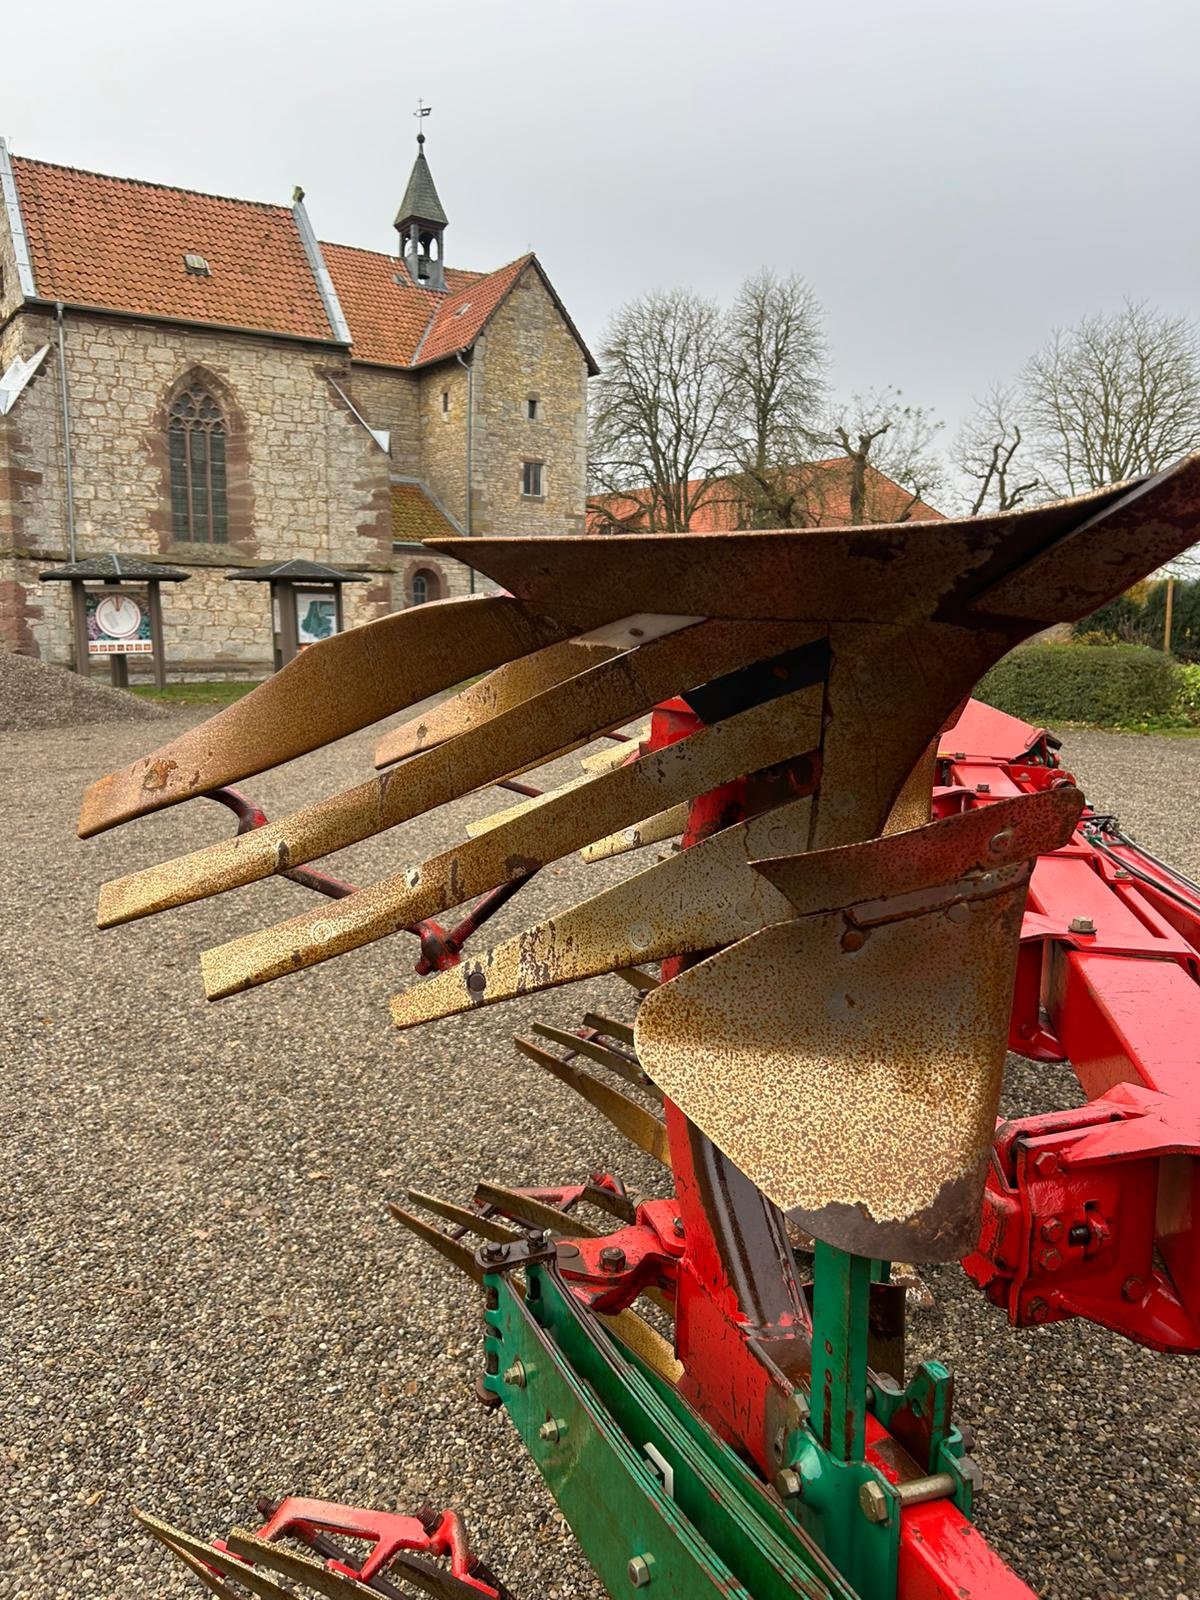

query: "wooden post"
xmin=69 ymin=578 xmax=90 ymax=676
xmin=276 ymin=580 xmax=300 ymax=668
xmin=110 ymin=653 xmax=129 ymax=689
xmin=147 ymin=581 xmax=167 ymax=690
xmin=1164 ymin=575 xmax=1176 ymax=655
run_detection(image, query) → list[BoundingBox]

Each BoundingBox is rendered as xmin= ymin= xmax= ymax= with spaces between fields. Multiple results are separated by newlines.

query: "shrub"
xmin=1073 ymin=577 xmax=1200 ymax=662
xmin=977 ymin=643 xmax=1180 ymax=726
xmin=1176 ymin=661 xmax=1200 ymax=721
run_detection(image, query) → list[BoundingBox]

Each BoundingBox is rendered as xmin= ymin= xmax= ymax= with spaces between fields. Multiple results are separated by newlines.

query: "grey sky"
xmin=5 ymin=0 xmax=1198 ymax=447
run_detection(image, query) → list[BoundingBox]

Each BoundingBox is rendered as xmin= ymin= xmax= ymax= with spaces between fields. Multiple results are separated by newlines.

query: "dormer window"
xmin=183 ymin=252 xmax=210 ymax=277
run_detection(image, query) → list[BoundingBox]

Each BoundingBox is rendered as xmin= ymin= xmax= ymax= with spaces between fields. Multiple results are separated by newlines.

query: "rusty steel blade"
xmin=78 ymin=593 xmax=572 ymax=838
xmin=405 ymin=1189 xmax=523 ymax=1245
xmin=605 ymin=1307 xmax=684 ymax=1384
xmin=580 ymin=802 xmax=688 ymax=862
xmin=754 ymin=787 xmax=1083 ymax=917
xmin=134 ymin=1509 xmax=298 ymax=1599
xmin=582 ymin=1014 xmax=638 ymax=1047
xmin=427 ymin=478 xmax=1148 ymax=629
xmin=99 ymin=619 xmax=811 ymax=929
xmin=387 ymin=1204 xmax=485 ymax=1285
xmin=200 ymin=682 xmax=823 ymax=1000
xmin=134 ymin=1510 xmax=251 ymax=1600
xmin=530 ymin=1023 xmax=659 ymax=1094
xmin=389 ymin=796 xmax=812 ymax=1032
xmin=472 ymin=1181 xmax=602 ymax=1239
xmin=514 ymin=1036 xmax=670 ymax=1166
xmin=373 ymin=632 xmax=622 ymax=767
xmin=633 ymin=841 xmax=1069 ymax=1262
xmin=222 ymin=1530 xmax=377 ymax=1600
xmin=883 ymin=740 xmax=937 ymax=836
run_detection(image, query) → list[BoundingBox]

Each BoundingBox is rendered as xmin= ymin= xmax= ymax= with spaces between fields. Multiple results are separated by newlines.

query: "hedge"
xmin=977 ymin=643 xmax=1180 ymax=725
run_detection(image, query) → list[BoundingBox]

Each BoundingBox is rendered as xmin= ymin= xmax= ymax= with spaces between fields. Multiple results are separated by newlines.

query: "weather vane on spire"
xmin=414 ymin=98 xmax=432 ymax=146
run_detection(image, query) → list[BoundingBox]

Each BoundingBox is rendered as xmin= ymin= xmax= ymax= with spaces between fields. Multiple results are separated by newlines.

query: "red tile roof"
xmin=391 ymin=481 xmax=461 ymax=541
xmin=11 ymin=156 xmax=333 ymax=340
xmin=587 ymin=461 xmax=944 ymax=533
xmin=321 ymin=242 xmax=485 ymax=366
xmin=7 ymin=153 xmax=596 ymax=373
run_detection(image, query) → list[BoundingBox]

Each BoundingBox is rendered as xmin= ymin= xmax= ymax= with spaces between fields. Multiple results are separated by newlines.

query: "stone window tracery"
xmin=169 ymin=382 xmax=228 ymax=542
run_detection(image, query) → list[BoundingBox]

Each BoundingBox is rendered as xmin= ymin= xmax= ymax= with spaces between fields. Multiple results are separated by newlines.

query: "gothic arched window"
xmin=169 ymin=382 xmax=228 ymax=542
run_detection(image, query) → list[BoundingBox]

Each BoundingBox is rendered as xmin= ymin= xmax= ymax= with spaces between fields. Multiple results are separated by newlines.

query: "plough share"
xmin=80 ymin=460 xmax=1200 ymax=1597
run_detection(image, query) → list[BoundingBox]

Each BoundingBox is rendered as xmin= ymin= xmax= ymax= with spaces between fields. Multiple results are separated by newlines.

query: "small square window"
xmin=526 ymin=396 xmax=539 ymax=420
xmin=521 ymin=461 xmax=544 ymax=497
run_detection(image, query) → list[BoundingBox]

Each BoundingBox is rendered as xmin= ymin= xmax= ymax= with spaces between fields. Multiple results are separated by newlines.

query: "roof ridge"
xmin=12 ymin=153 xmax=292 ymax=215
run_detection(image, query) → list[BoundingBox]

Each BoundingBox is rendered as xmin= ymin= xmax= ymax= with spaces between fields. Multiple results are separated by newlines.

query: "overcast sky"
xmin=5 ymin=0 xmax=1198 ymax=444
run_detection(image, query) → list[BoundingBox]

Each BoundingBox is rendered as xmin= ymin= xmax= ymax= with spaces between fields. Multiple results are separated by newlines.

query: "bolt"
xmin=975 ymin=782 xmax=991 ymax=794
xmin=627 ymin=1554 xmax=654 ymax=1587
xmin=859 ymin=1481 xmax=889 ymax=1524
xmin=988 ymin=826 xmax=1014 ymax=854
xmin=1038 ymin=1247 xmax=1063 ymax=1272
xmin=538 ymin=1417 xmax=566 ymax=1442
xmin=1068 ymin=1222 xmax=1092 ymax=1246
xmin=1113 ymin=868 xmax=1132 ymax=881
xmin=1121 ymin=1275 xmax=1145 ymax=1303
xmin=482 ymin=1241 xmax=509 ymax=1263
xmin=1026 ymin=1297 xmax=1051 ymax=1323
xmin=1031 ymin=1151 xmax=1060 ymax=1179
xmin=466 ymin=970 xmax=487 ymax=994
xmin=503 ymin=1360 xmax=526 ymax=1388
xmin=672 ymin=1217 xmax=685 ymax=1238
xmin=841 ymin=927 xmax=867 ymax=952
xmin=599 ymin=1246 xmax=627 ymax=1273
xmin=1068 ymin=916 xmax=1096 ymax=935
xmin=774 ymin=1468 xmax=802 ymax=1499
xmin=405 ymin=867 xmax=420 ymax=888
xmin=1040 ymin=1218 xmax=1064 ymax=1243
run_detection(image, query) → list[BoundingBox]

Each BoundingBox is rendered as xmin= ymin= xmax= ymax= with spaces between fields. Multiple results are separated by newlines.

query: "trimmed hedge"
xmin=977 ymin=643 xmax=1180 ymax=725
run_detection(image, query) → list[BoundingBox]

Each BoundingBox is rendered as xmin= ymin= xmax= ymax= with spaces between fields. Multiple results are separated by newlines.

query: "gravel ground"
xmin=2 ymin=713 xmax=1198 ymax=1600
xmin=0 ymin=653 xmax=167 ymax=732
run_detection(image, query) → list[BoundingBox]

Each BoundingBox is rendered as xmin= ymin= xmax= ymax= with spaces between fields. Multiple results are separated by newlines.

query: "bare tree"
xmin=1022 ymin=300 xmax=1200 ymax=495
xmin=587 ymin=289 xmax=730 ymax=533
xmin=828 ymin=388 xmax=945 ymax=523
xmin=955 ymin=384 xmax=1040 ymax=515
xmin=720 ymin=270 xmax=827 ymax=527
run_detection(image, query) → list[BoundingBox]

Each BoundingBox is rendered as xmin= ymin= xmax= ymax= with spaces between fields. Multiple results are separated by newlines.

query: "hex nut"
xmin=538 ymin=1417 xmax=566 ymax=1442
xmin=628 ymin=1554 xmax=655 ymax=1587
xmin=774 ymin=1468 xmax=802 ymax=1498
xmin=599 ymin=1246 xmax=627 ymax=1272
xmin=1068 ymin=916 xmax=1096 ymax=934
xmin=859 ymin=1480 xmax=889 ymax=1523
xmin=502 ymin=1360 xmax=526 ymax=1388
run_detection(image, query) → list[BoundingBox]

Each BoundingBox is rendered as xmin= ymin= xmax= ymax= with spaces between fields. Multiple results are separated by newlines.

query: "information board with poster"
xmin=85 ymin=587 xmax=153 ymax=656
xmin=294 ymin=589 xmax=340 ymax=647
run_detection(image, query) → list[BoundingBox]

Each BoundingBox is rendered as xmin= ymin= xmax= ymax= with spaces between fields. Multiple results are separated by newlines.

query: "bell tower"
xmin=395 ymin=106 xmax=448 ymax=292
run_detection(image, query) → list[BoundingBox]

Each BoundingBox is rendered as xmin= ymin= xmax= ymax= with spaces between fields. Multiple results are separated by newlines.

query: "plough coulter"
xmin=80 ymin=460 xmax=1200 ymax=1598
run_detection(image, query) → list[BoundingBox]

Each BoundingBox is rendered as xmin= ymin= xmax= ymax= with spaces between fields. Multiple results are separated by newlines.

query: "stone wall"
xmin=418 ymin=360 xmax=470 ymax=529
xmin=470 ymin=268 xmax=589 ymax=537
xmin=0 ymin=307 xmax=394 ymax=667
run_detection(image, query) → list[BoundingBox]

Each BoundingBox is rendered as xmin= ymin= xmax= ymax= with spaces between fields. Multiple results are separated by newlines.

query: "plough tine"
xmin=387 ymin=1205 xmax=485 ymax=1286
xmin=404 ymin=1190 xmax=523 ymax=1245
xmin=514 ymin=1037 xmax=670 ymax=1167
xmin=427 ymin=470 xmax=1190 ymax=629
xmin=581 ymin=1013 xmax=636 ymax=1048
xmin=200 ymin=684 xmax=824 ymax=1000
xmin=615 ymin=967 xmax=658 ymax=992
xmin=134 ymin=1509 xmax=297 ymax=1599
xmin=98 ymin=618 xmax=804 ymax=928
xmin=472 ymin=1181 xmax=602 ymax=1239
xmin=753 ymin=787 xmax=1084 ymax=917
xmin=634 ymin=799 xmax=1083 ymax=1261
xmin=373 ymin=633 xmax=622 ymax=767
xmin=388 ymin=796 xmax=811 ymax=1032
xmin=530 ymin=1023 xmax=657 ymax=1094
xmin=580 ymin=803 xmax=688 ymax=863
xmin=605 ymin=1307 xmax=684 ymax=1385
xmin=79 ymin=594 xmax=572 ymax=838
xmin=580 ymin=1182 xmax=640 ymax=1226
xmin=222 ymin=1531 xmax=377 ymax=1599
xmin=134 ymin=1512 xmax=250 ymax=1600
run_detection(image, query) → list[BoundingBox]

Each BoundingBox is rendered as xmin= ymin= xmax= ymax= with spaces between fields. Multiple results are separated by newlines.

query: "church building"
xmin=0 ymin=133 xmax=595 ymax=672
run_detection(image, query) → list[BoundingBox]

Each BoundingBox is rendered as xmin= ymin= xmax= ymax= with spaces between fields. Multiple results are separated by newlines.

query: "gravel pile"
xmin=0 ymin=652 xmax=167 ymax=733
xmin=1 ymin=712 xmax=1197 ymax=1600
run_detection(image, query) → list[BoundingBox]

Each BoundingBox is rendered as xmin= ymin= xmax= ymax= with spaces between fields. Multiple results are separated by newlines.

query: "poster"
xmin=85 ymin=587 xmax=152 ymax=655
xmin=295 ymin=589 xmax=339 ymax=647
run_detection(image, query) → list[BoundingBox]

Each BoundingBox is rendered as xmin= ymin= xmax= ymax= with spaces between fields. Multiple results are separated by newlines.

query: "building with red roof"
xmin=0 ymin=132 xmax=595 ymax=671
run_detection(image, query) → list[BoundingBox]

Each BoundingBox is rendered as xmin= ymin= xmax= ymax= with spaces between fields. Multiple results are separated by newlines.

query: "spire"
xmin=395 ymin=102 xmax=447 ymax=290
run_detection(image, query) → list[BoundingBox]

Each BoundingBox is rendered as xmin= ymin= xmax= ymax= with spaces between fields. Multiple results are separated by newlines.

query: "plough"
xmin=79 ymin=460 xmax=1200 ymax=1598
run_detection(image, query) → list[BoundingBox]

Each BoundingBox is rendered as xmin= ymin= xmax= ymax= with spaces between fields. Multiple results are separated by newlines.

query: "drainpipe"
xmin=55 ymin=302 xmax=78 ymax=562
xmin=456 ymin=350 xmax=475 ymax=593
